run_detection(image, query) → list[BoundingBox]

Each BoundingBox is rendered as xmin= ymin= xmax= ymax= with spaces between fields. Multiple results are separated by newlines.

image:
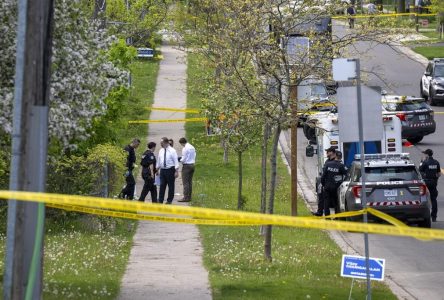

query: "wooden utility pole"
xmin=290 ymin=80 xmax=298 ymax=216
xmin=3 ymin=0 xmax=54 ymax=299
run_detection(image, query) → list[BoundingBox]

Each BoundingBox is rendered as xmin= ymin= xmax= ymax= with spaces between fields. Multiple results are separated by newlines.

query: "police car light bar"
xmin=354 ymin=153 xmax=410 ymax=161
xmin=433 ymin=58 xmax=444 ymax=63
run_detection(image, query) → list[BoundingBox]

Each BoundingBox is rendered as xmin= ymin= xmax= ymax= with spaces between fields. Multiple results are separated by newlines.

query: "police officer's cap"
xmin=422 ymin=149 xmax=433 ymax=156
xmin=325 ymin=147 xmax=336 ymax=153
xmin=336 ymin=150 xmax=343 ymax=158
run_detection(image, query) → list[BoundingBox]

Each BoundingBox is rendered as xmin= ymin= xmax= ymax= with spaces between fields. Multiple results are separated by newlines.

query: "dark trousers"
xmin=316 ymin=191 xmax=324 ymax=214
xmin=323 ymin=187 xmax=339 ymax=216
xmin=139 ymin=177 xmax=157 ymax=203
xmin=120 ymin=172 xmax=135 ymax=200
xmin=159 ymin=167 xmax=176 ymax=203
xmin=182 ymin=164 xmax=195 ymax=201
xmin=426 ymin=181 xmax=438 ymax=218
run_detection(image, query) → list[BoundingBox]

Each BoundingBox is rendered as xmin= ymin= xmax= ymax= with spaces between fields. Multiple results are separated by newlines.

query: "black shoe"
xmin=432 ymin=217 xmax=437 ymax=222
xmin=165 ymin=201 xmax=172 ymax=204
xmin=178 ymin=198 xmax=191 ymax=202
xmin=312 ymin=212 xmax=323 ymax=217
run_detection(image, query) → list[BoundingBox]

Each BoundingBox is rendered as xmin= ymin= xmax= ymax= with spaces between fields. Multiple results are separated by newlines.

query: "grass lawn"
xmin=413 ymin=46 xmax=444 ymax=59
xmin=185 ymin=54 xmax=397 ymax=299
xmin=0 ymin=58 xmax=159 ymax=299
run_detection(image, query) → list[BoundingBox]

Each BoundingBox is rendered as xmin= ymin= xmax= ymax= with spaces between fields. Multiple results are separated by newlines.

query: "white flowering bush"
xmin=0 ymin=0 xmax=128 ymax=148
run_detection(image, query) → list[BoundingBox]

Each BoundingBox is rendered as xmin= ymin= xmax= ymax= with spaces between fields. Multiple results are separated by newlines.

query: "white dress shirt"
xmin=156 ymin=146 xmax=179 ymax=169
xmin=181 ymin=143 xmax=196 ymax=164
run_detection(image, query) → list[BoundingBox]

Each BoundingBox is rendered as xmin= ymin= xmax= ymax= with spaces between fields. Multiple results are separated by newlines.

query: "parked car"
xmin=297 ymin=77 xmax=336 ymax=126
xmin=337 ymin=153 xmax=431 ymax=228
xmin=420 ymin=58 xmax=444 ymax=106
xmin=381 ymin=95 xmax=435 ymax=144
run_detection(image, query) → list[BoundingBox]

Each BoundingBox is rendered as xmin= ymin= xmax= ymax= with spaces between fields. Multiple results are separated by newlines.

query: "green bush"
xmin=0 ymin=134 xmax=10 ymax=190
xmin=47 ymin=143 xmax=126 ymax=197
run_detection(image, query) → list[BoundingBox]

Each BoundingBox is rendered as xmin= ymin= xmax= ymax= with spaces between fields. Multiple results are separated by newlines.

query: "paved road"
xmin=292 ymin=23 xmax=444 ymax=300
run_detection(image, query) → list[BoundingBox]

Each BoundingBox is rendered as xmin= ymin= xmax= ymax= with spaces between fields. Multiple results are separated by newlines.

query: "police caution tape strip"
xmin=332 ymin=12 xmax=436 ymax=19
xmin=2 ymin=191 xmax=444 ymax=240
xmin=145 ymin=106 xmax=201 ymax=114
xmin=47 ymin=204 xmax=265 ymax=226
xmin=316 ymin=208 xmax=407 ymax=227
xmin=128 ymin=117 xmax=207 ymax=124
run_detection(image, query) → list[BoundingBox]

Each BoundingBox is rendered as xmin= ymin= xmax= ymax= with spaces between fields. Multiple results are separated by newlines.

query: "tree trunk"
xmin=264 ymin=124 xmax=281 ymax=262
xmin=260 ymin=122 xmax=269 ymax=214
xmin=237 ymin=151 xmax=243 ymax=210
xmin=222 ymin=138 xmax=229 ymax=164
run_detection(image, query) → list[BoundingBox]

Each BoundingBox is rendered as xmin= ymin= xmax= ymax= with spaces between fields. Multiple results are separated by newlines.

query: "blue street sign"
xmin=341 ymin=255 xmax=385 ymax=281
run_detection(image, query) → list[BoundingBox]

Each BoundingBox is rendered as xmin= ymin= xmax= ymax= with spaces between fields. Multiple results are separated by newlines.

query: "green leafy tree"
xmin=176 ymin=0 xmax=413 ymax=261
xmin=105 ymin=0 xmax=171 ymax=47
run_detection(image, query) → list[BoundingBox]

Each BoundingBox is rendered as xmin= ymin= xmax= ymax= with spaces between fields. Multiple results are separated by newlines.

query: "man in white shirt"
xmin=178 ymin=137 xmax=196 ymax=202
xmin=156 ymin=137 xmax=179 ymax=204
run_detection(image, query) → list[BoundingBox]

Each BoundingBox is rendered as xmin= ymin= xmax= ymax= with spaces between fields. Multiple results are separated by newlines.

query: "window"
xmin=434 ymin=65 xmax=444 ymax=77
xmin=311 ymin=84 xmax=327 ymax=97
xmin=364 ymin=166 xmax=419 ymax=182
xmin=383 ymin=101 xmax=428 ymax=111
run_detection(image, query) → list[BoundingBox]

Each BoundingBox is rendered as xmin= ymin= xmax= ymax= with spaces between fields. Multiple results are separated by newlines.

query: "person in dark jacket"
xmin=139 ymin=142 xmax=157 ymax=203
xmin=419 ymin=149 xmax=441 ymax=222
xmin=321 ymin=147 xmax=347 ymax=216
xmin=118 ymin=138 xmax=140 ymax=200
xmin=347 ymin=4 xmax=356 ymax=28
xmin=313 ymin=147 xmax=336 ymax=216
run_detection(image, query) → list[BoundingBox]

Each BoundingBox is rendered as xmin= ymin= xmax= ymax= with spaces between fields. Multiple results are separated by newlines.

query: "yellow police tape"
xmin=47 ymin=203 xmax=265 ymax=226
xmin=145 ymin=106 xmax=201 ymax=114
xmin=128 ymin=117 xmax=207 ymax=124
xmin=332 ymin=12 xmax=436 ymax=19
xmin=1 ymin=190 xmax=444 ymax=240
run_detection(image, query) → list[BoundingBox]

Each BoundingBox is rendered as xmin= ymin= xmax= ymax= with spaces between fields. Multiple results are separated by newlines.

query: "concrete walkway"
xmin=117 ymin=45 xmax=212 ymax=300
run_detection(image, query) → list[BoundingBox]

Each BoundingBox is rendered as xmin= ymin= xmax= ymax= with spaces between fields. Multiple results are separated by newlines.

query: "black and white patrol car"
xmin=381 ymin=95 xmax=435 ymax=144
xmin=420 ymin=58 xmax=444 ymax=106
xmin=337 ymin=153 xmax=431 ymax=228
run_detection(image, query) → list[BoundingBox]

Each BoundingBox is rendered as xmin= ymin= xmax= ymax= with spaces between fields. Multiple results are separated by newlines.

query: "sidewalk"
xmin=117 ymin=45 xmax=212 ymax=300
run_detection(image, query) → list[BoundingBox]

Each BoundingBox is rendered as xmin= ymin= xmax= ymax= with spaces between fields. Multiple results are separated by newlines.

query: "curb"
xmin=278 ymin=131 xmax=416 ymax=300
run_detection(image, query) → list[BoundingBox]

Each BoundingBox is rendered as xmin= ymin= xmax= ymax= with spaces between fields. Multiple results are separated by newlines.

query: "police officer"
xmin=119 ymin=138 xmax=140 ymax=200
xmin=313 ymin=147 xmax=337 ymax=216
xmin=321 ymin=147 xmax=347 ymax=216
xmin=139 ymin=142 xmax=157 ymax=203
xmin=419 ymin=149 xmax=441 ymax=222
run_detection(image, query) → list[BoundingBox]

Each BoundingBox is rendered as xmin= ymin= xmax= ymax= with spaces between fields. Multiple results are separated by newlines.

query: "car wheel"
xmin=407 ymin=136 xmax=423 ymax=144
xmin=303 ymin=122 xmax=316 ymax=143
xmin=418 ymin=217 xmax=431 ymax=228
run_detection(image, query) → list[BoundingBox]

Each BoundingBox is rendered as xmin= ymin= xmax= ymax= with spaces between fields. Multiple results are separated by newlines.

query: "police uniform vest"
xmin=420 ymin=157 xmax=440 ymax=185
xmin=321 ymin=160 xmax=347 ymax=190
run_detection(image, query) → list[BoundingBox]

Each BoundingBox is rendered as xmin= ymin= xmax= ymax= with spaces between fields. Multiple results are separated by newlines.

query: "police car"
xmin=297 ymin=78 xmax=336 ymax=126
xmin=381 ymin=95 xmax=435 ymax=144
xmin=420 ymin=58 xmax=444 ymax=106
xmin=337 ymin=153 xmax=431 ymax=228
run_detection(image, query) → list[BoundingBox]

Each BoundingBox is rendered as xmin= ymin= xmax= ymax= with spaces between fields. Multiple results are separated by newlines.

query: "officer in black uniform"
xmin=139 ymin=142 xmax=157 ymax=203
xmin=119 ymin=138 xmax=140 ymax=200
xmin=419 ymin=149 xmax=441 ymax=222
xmin=321 ymin=147 xmax=347 ymax=216
xmin=313 ymin=147 xmax=336 ymax=216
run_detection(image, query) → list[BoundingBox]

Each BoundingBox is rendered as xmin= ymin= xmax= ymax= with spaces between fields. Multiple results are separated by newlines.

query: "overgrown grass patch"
xmin=413 ymin=46 xmax=444 ymax=59
xmin=0 ymin=58 xmax=159 ymax=298
xmin=186 ymin=53 xmax=396 ymax=299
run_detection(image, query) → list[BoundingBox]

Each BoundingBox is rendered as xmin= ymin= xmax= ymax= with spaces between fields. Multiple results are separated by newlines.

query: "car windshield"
xmin=383 ymin=101 xmax=428 ymax=111
xmin=353 ymin=166 xmax=419 ymax=182
xmin=365 ymin=166 xmax=419 ymax=182
xmin=434 ymin=65 xmax=444 ymax=77
xmin=311 ymin=84 xmax=327 ymax=97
